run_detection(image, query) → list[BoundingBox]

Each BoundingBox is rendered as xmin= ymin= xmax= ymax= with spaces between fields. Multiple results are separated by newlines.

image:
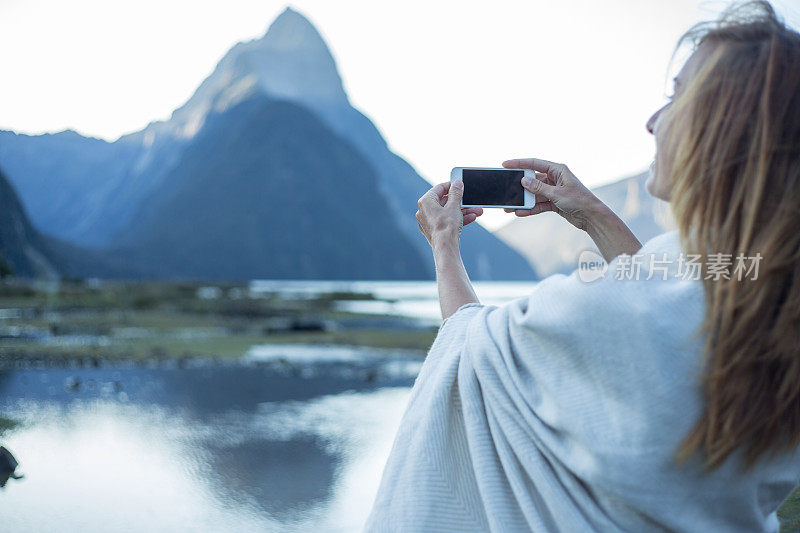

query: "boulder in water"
xmin=0 ymin=446 xmax=23 ymax=488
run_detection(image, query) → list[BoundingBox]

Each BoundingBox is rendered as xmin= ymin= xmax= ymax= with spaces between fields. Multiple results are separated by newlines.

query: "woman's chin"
xmin=644 ymin=165 xmax=669 ymax=202
xmin=645 ymin=164 xmax=657 ymax=195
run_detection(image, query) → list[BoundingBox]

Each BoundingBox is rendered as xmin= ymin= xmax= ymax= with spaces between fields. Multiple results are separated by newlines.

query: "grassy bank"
xmin=0 ymin=280 xmax=438 ymax=364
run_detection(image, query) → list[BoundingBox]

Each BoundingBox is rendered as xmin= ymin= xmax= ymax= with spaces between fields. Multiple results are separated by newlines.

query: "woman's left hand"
xmin=416 ymin=180 xmax=483 ymax=248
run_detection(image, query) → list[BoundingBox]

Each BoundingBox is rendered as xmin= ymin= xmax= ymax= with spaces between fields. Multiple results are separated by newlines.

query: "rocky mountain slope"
xmin=0 ymin=167 xmax=63 ymax=278
xmin=115 ymin=95 xmax=431 ymax=280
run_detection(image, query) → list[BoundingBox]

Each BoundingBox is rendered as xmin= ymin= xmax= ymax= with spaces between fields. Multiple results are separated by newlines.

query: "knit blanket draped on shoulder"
xmin=364 ymin=230 xmax=800 ymax=532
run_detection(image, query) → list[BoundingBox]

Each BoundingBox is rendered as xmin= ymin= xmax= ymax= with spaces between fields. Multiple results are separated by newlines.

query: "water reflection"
xmin=0 ymin=360 xmax=413 ymax=532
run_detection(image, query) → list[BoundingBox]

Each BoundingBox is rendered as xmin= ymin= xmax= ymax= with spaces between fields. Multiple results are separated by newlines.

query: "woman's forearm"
xmin=585 ymin=202 xmax=643 ymax=262
xmin=432 ymin=237 xmax=479 ymax=320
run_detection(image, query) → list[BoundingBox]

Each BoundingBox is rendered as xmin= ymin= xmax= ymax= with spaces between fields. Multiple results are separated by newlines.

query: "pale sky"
xmin=1 ymin=0 xmax=798 ymax=230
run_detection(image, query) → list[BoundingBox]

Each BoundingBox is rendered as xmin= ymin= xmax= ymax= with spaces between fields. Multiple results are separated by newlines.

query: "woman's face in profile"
xmin=645 ymin=43 xmax=714 ymax=202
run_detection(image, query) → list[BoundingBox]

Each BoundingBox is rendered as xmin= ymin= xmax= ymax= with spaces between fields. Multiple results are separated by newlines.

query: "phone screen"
xmin=461 ymin=169 xmax=525 ymax=206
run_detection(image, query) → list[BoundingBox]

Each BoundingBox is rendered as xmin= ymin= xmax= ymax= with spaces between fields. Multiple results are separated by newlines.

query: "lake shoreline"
xmin=0 ymin=340 xmax=430 ymax=371
xmin=0 ymin=279 xmax=442 ymax=366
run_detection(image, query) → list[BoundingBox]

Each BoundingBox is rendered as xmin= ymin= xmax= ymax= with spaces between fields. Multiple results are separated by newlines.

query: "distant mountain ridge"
xmin=0 ymin=130 xmax=142 ymax=246
xmin=0 ymin=7 xmax=534 ymax=280
xmin=494 ymin=172 xmax=676 ymax=277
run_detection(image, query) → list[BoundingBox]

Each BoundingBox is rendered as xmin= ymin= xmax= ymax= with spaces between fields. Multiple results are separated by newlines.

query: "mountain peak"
xmin=278 ymin=6 xmax=302 ymax=17
xmin=159 ymin=5 xmax=348 ymax=139
xmin=244 ymin=6 xmax=346 ymax=105
xmin=266 ymin=6 xmax=320 ymax=46
xmin=246 ymin=6 xmax=338 ymax=69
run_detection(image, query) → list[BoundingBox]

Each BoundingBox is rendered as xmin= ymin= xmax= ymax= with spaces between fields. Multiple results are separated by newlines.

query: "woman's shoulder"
xmin=639 ymin=228 xmax=682 ymax=252
xmin=607 ymin=228 xmax=686 ymax=279
xmin=526 ymin=229 xmax=695 ymax=299
xmin=502 ymin=229 xmax=704 ymax=340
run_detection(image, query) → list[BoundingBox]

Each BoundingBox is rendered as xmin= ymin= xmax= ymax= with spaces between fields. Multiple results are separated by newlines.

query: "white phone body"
xmin=450 ymin=167 xmax=536 ymax=209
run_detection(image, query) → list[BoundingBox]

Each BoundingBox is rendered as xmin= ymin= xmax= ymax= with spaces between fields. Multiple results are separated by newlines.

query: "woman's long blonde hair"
xmin=666 ymin=1 xmax=800 ymax=471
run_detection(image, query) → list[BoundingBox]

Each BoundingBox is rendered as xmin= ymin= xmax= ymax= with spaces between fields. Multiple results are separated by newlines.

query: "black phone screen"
xmin=461 ymin=169 xmax=525 ymax=206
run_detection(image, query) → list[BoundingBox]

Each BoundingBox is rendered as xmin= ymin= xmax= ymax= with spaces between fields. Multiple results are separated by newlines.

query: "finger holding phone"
xmin=415 ymin=181 xmax=484 ymax=249
xmin=415 ymin=181 xmax=483 ymax=320
xmin=500 ymin=157 xmax=643 ymax=261
xmin=431 ymin=158 xmax=642 ymax=263
xmin=500 ymin=158 xmax=602 ymax=232
xmin=416 ymin=158 xmax=643 ymax=320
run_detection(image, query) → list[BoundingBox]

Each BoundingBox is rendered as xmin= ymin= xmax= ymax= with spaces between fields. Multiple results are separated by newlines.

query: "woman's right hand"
xmin=502 ymin=158 xmax=606 ymax=232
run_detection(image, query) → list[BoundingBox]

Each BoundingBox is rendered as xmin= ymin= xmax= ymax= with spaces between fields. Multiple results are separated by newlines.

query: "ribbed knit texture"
xmin=365 ymin=230 xmax=800 ymax=532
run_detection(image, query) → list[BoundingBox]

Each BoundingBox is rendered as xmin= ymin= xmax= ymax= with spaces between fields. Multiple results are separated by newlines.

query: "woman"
xmin=366 ymin=1 xmax=800 ymax=531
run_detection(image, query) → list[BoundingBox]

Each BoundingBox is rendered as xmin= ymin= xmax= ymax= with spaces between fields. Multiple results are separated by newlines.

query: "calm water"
xmin=0 ymin=281 xmax=538 ymax=532
xmin=251 ymin=279 xmax=540 ymax=325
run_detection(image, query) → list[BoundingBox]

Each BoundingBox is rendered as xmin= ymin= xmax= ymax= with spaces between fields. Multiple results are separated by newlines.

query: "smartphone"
xmin=450 ymin=167 xmax=536 ymax=209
